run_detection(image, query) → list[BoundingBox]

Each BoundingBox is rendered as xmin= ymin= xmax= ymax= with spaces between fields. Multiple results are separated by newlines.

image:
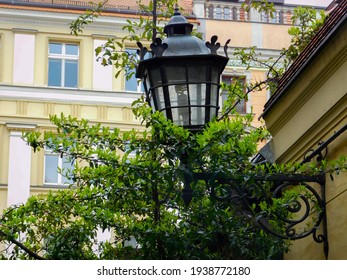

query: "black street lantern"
xmin=136 ymin=9 xmax=229 ymax=131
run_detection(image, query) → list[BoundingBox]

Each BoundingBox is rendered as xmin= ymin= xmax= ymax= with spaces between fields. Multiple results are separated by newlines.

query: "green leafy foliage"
xmin=2 ymin=104 xmax=344 ymax=259
xmin=286 ymin=7 xmax=327 ymax=62
xmin=0 ymin=109 xmax=291 ymax=260
xmin=243 ymin=0 xmax=276 ymax=18
xmin=69 ymin=1 xmax=108 ymax=36
xmin=71 ymin=0 xmax=179 ymax=80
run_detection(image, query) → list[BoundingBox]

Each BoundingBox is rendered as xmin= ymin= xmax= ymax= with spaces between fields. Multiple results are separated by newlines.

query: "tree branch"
xmin=0 ymin=230 xmax=46 ymax=260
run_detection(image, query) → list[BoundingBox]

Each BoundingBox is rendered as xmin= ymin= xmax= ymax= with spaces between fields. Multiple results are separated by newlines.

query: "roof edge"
xmin=261 ymin=1 xmax=347 ymax=120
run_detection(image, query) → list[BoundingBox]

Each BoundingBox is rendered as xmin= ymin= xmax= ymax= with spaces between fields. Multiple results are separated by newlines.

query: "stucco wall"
xmin=205 ymin=20 xmax=291 ymax=50
xmin=263 ymin=16 xmax=347 ymax=260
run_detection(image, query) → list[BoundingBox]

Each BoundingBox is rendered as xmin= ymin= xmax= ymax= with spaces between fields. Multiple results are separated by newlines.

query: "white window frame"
xmin=44 ymin=149 xmax=74 ymax=186
xmin=48 ymin=42 xmax=79 ymax=88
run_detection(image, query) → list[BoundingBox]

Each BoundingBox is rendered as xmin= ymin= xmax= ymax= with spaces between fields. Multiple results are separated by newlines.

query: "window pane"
xmin=236 ymin=99 xmax=246 ymax=114
xmin=49 ymin=43 xmax=62 ymax=54
xmin=221 ymin=75 xmax=247 ymax=114
xmin=45 ymin=154 xmax=58 ymax=183
xmin=66 ymin=44 xmax=78 ymax=55
xmin=224 ymin=8 xmax=230 ymax=20
xmin=125 ymin=71 xmax=138 ymax=92
xmin=48 ymin=59 xmax=62 ymax=87
xmin=64 ymin=60 xmax=78 ymax=88
xmin=62 ymin=158 xmax=73 ymax=184
xmin=215 ymin=7 xmax=222 ymax=19
xmin=125 ymin=49 xmax=140 ymax=92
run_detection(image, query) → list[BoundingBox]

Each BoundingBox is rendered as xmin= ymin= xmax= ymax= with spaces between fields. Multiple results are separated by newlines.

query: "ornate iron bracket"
xmin=182 ymin=171 xmax=328 ymax=258
xmin=179 ymin=125 xmax=347 ymax=260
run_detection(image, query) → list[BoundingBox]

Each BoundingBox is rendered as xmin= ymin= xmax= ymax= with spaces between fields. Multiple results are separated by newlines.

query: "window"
xmin=124 ymin=140 xmax=139 ymax=159
xmin=44 ymin=149 xmax=74 ymax=186
xmin=261 ymin=12 xmax=269 ymax=22
xmin=223 ymin=7 xmax=231 ymax=20
xmin=270 ymin=12 xmax=278 ymax=23
xmin=221 ymin=76 xmax=247 ymax=114
xmin=215 ymin=7 xmax=222 ymax=19
xmin=48 ymin=42 xmax=79 ymax=88
xmin=125 ymin=48 xmax=147 ymax=92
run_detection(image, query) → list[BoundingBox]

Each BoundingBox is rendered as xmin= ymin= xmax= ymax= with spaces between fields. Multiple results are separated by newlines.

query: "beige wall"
xmin=0 ymin=8 xmax=144 ymax=214
xmin=206 ymin=20 xmax=253 ymax=48
xmin=263 ymin=21 xmax=347 ymax=259
xmin=285 ymin=137 xmax=347 ymax=260
xmin=205 ymin=20 xmax=291 ymax=50
xmin=262 ymin=23 xmax=291 ymax=50
xmin=249 ymin=70 xmax=268 ymax=128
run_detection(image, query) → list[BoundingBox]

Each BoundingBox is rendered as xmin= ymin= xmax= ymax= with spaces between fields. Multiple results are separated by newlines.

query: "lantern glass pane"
xmin=172 ymin=107 xmax=189 ymax=126
xmin=189 ymin=84 xmax=205 ymax=125
xmin=211 ymin=64 xmax=220 ymax=84
xmin=147 ymin=91 xmax=156 ymax=111
xmin=166 ymin=65 xmax=186 ymax=85
xmin=169 ymin=84 xmax=189 ymax=126
xmin=154 ymin=87 xmax=165 ymax=111
xmin=189 ymin=84 xmax=205 ymax=105
xmin=150 ymin=68 xmax=162 ymax=87
xmin=168 ymin=85 xmax=177 ymax=108
xmin=210 ymin=84 xmax=219 ymax=106
xmin=188 ymin=64 xmax=207 ymax=83
xmin=210 ymin=107 xmax=217 ymax=121
xmin=191 ymin=107 xmax=205 ymax=125
xmin=145 ymin=74 xmax=150 ymax=95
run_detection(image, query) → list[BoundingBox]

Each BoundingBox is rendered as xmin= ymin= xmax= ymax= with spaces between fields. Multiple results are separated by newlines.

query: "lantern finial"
xmin=163 ymin=8 xmax=193 ymax=36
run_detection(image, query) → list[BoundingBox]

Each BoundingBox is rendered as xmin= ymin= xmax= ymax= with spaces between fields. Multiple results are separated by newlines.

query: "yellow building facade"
xmin=0 ymin=1 xmax=148 ymax=216
xmin=261 ymin=0 xmax=347 ymax=259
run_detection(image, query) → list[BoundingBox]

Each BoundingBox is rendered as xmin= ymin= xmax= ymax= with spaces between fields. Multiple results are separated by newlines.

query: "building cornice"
xmin=0 ymin=85 xmax=142 ymax=107
xmin=6 ymin=123 xmax=37 ymax=132
xmin=0 ymin=7 xmax=131 ymax=34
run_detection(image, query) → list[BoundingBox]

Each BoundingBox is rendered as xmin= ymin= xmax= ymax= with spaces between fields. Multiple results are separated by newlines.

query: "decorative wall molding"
xmin=6 ymin=123 xmax=37 ymax=132
xmin=0 ymin=85 xmax=142 ymax=107
xmin=0 ymin=9 xmax=128 ymax=34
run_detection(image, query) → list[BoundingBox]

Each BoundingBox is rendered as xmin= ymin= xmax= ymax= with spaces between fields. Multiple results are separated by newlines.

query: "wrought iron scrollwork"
xmin=183 ymin=171 xmax=328 ymax=258
xmin=258 ymin=180 xmax=325 ymax=240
